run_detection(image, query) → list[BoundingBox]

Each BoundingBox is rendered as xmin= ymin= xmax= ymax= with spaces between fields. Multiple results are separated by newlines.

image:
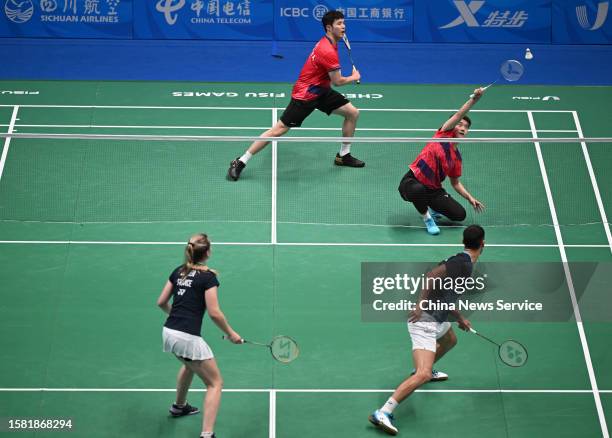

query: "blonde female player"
xmin=157 ymin=233 xmax=242 ymax=438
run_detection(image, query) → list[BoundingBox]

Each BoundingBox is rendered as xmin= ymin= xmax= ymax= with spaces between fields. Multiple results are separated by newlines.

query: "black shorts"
xmin=398 ymin=170 xmax=467 ymax=222
xmin=398 ymin=170 xmax=446 ymax=202
xmin=280 ymin=89 xmax=350 ymax=127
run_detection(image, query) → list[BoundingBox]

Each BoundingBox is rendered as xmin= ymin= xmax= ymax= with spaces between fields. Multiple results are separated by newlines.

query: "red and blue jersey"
xmin=291 ymin=36 xmax=341 ymax=101
xmin=409 ymin=129 xmax=462 ymax=189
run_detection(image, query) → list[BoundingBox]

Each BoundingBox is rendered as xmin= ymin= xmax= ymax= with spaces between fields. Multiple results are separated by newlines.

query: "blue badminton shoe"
xmin=428 ymin=208 xmax=443 ymax=220
xmin=424 ymin=217 xmax=440 ymax=235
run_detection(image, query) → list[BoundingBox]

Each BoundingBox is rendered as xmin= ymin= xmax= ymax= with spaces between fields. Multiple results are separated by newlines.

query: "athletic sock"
xmin=201 ymin=432 xmax=214 ymax=438
xmin=422 ymin=211 xmax=432 ymax=221
xmin=380 ymin=397 xmax=399 ymax=415
xmin=239 ymin=151 xmax=253 ymax=164
xmin=339 ymin=143 xmax=351 ymax=157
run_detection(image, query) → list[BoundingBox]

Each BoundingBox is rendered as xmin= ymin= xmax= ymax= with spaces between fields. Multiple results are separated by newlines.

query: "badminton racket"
xmin=469 ymin=327 xmax=528 ymax=367
xmin=342 ymin=34 xmax=360 ymax=85
xmin=471 ymin=59 xmax=524 ymax=98
xmin=223 ymin=334 xmax=299 ymax=364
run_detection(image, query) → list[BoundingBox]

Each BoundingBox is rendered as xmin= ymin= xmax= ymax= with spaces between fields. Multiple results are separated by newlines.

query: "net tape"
xmin=1 ymin=132 xmax=612 ymax=143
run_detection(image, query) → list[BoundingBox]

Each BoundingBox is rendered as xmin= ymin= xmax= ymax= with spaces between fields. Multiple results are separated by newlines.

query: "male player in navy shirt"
xmin=369 ymin=225 xmax=485 ymax=435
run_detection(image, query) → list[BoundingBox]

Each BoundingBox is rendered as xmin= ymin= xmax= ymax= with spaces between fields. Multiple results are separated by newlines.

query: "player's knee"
xmin=271 ymin=126 xmax=289 ymax=136
xmin=449 ymin=208 xmax=466 ymax=222
xmin=345 ymin=106 xmax=359 ymax=121
xmin=415 ymin=369 xmax=432 ymax=384
xmin=208 ymin=375 xmax=223 ymax=389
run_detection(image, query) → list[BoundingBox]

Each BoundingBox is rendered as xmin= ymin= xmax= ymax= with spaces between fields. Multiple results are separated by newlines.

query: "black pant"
xmin=398 ymin=171 xmax=466 ymax=221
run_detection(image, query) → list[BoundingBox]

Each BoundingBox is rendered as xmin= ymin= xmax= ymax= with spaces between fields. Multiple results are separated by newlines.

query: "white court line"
xmin=269 ymin=390 xmax=276 ymax=438
xmin=271 ymin=108 xmax=278 ymax=244
xmin=5 ymin=123 xmax=579 ymax=133
xmin=0 ymin=104 xmax=576 ymax=113
xmin=0 ymin=240 xmax=608 ymax=248
xmin=0 ymin=387 xmax=599 ymax=394
xmin=0 ymin=106 xmax=19 ymax=184
xmin=0 ymin=105 xmax=272 ymax=110
xmin=572 ymin=111 xmax=612 ymax=255
xmin=528 ymin=111 xmax=609 ymax=438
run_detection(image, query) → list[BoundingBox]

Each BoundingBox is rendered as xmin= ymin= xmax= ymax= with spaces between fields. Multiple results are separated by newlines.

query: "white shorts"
xmin=408 ymin=321 xmax=451 ymax=353
xmin=162 ymin=327 xmax=214 ymax=361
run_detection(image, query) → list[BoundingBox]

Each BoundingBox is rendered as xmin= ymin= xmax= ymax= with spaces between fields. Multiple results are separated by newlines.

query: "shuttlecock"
xmin=525 ymin=48 xmax=534 ymax=60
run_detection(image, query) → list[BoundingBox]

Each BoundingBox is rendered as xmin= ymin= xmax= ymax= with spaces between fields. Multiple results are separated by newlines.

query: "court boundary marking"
xmin=0 ymin=387 xmax=608 ymax=394
xmin=0 ymin=241 xmax=609 ymax=248
xmin=529 ymin=111 xmax=609 ymax=437
xmin=0 ymin=104 xmax=582 ymax=113
xmin=573 ymin=111 xmax=612 ymax=252
xmin=0 ymin=105 xmax=18 ymax=185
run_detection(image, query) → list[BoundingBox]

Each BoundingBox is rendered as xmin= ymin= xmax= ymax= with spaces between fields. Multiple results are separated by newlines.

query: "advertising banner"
xmin=0 ymin=0 xmax=132 ymax=38
xmin=414 ymin=0 xmax=552 ymax=43
xmin=134 ymin=0 xmax=273 ymax=40
xmin=274 ymin=0 xmax=413 ymax=42
xmin=553 ymin=0 xmax=612 ymax=43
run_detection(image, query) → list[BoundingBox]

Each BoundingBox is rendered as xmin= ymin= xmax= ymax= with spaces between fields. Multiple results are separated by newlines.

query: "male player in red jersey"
xmin=397 ymin=89 xmax=486 ymax=235
xmin=227 ymin=10 xmax=363 ymax=181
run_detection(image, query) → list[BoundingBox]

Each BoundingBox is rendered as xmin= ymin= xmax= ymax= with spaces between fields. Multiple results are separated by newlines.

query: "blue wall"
xmin=1 ymin=0 xmax=612 ymax=84
xmin=2 ymin=38 xmax=612 ymax=85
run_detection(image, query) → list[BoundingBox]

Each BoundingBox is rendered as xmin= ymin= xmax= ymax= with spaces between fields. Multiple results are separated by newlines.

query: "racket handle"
xmin=470 ymin=83 xmax=493 ymax=98
xmin=222 ymin=335 xmax=245 ymax=343
xmin=351 ymin=65 xmax=360 ymax=85
xmin=469 ymin=327 xmax=477 ymax=334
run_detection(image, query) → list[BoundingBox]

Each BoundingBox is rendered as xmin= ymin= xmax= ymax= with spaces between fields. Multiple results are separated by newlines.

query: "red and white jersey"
xmin=291 ymin=36 xmax=341 ymax=101
xmin=409 ymin=129 xmax=463 ymax=189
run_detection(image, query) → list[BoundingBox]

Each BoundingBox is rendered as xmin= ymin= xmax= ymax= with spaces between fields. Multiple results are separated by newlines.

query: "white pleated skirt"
xmin=162 ymin=326 xmax=214 ymax=361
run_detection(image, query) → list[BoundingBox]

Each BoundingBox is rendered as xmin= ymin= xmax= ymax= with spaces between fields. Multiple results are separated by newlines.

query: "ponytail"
xmin=179 ymin=233 xmax=217 ymax=277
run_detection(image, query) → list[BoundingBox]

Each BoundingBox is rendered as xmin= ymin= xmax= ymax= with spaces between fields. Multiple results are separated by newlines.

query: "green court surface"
xmin=0 ymin=80 xmax=611 ymax=437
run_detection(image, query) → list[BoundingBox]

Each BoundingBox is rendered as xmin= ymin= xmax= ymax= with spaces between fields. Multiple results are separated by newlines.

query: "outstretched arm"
xmin=441 ymin=87 xmax=485 ymax=132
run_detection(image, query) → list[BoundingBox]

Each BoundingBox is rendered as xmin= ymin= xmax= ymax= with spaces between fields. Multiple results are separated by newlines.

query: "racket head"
xmin=498 ymin=339 xmax=528 ymax=367
xmin=500 ymin=60 xmax=524 ymax=82
xmin=269 ymin=335 xmax=299 ymax=364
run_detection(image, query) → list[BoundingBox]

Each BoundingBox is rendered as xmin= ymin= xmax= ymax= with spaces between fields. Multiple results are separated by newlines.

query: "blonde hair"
xmin=179 ymin=233 xmax=217 ymax=277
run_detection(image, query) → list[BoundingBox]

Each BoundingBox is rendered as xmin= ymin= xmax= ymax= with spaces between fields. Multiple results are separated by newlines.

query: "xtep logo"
xmin=576 ymin=1 xmax=609 ymax=30
xmin=440 ymin=0 xmax=485 ymax=29
xmin=156 ymin=0 xmax=185 ymax=25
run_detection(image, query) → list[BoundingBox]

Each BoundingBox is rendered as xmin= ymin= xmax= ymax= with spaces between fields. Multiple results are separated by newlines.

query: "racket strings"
xmin=270 ymin=336 xmax=299 ymax=363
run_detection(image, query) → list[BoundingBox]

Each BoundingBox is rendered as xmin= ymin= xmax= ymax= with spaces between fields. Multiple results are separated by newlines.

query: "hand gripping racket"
xmin=223 ymin=335 xmax=299 ymax=364
xmin=469 ymin=327 xmax=528 ymax=367
xmin=342 ymin=34 xmax=360 ymax=85
xmin=471 ymin=59 xmax=524 ymax=98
